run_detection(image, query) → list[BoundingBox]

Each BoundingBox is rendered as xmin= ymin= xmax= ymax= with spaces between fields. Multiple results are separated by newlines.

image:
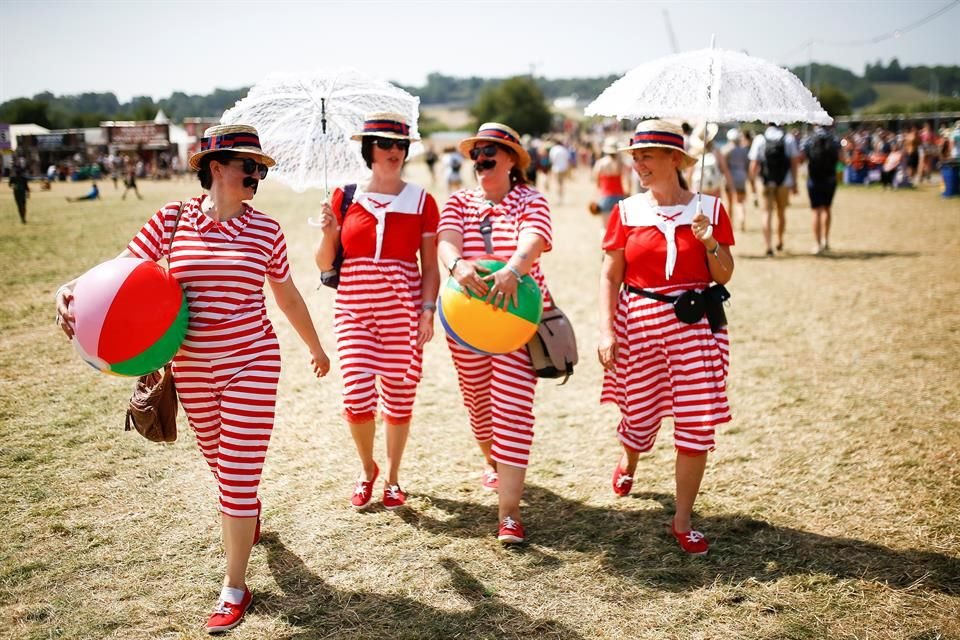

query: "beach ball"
xmin=71 ymin=257 xmax=188 ymax=376
xmin=439 ymin=257 xmax=543 ymax=355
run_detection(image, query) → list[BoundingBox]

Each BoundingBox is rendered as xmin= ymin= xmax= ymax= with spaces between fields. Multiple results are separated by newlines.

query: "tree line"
xmin=1 ymin=61 xmax=957 ymax=131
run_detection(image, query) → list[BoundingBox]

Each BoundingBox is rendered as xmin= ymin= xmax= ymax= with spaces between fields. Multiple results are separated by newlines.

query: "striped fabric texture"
xmin=601 ymin=284 xmax=731 ymax=454
xmin=127 ymin=197 xmax=290 ymax=518
xmin=439 ymin=185 xmax=555 ymax=468
xmin=335 ymin=258 xmax=424 ymax=424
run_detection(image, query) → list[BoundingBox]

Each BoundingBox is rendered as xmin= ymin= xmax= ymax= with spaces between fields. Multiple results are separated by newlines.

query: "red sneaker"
xmin=383 ymin=483 xmax=407 ymax=510
xmin=206 ymin=588 xmax=252 ymax=634
xmin=671 ymin=521 xmax=709 ymax=556
xmin=481 ymin=469 xmax=499 ymax=492
xmin=497 ymin=516 xmax=525 ymax=544
xmin=611 ymin=459 xmax=633 ymax=497
xmin=351 ymin=463 xmax=379 ymax=510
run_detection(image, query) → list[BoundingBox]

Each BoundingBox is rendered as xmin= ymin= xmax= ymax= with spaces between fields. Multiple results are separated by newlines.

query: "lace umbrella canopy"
xmin=586 ymin=44 xmax=831 ymax=206
xmin=585 ymin=46 xmax=832 ymax=126
xmin=220 ymin=68 xmax=422 ymax=196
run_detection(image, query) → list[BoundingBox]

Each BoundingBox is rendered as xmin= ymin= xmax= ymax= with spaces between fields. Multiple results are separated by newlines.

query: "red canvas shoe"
xmin=206 ymin=588 xmax=252 ymax=634
xmin=671 ymin=521 xmax=709 ymax=556
xmin=481 ymin=469 xmax=499 ymax=492
xmin=383 ymin=483 xmax=407 ymax=510
xmin=351 ymin=463 xmax=379 ymax=510
xmin=497 ymin=516 xmax=525 ymax=544
xmin=611 ymin=459 xmax=633 ymax=497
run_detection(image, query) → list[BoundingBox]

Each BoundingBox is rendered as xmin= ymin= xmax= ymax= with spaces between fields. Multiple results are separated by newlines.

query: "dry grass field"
xmin=1 ymin=164 xmax=958 ymax=639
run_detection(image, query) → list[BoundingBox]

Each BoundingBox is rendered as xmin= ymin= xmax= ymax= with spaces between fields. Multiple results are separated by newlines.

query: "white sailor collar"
xmin=620 ymin=193 xmax=720 ymax=280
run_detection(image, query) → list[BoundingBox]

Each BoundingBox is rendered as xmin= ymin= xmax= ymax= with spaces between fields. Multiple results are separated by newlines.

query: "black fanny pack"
xmin=627 ymin=284 xmax=730 ymax=331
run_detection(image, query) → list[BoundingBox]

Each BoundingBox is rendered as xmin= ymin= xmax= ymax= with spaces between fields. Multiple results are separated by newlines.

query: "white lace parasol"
xmin=220 ymin=68 xmax=422 ymax=195
xmin=585 ymin=46 xmax=833 ymax=125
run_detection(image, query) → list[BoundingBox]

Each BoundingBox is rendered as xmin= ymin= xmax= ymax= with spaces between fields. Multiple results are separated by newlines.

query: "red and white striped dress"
xmin=127 ymin=196 xmax=289 ymax=518
xmin=600 ymin=194 xmax=734 ymax=454
xmin=438 ymin=184 xmax=553 ymax=468
xmin=332 ymin=183 xmax=439 ymax=425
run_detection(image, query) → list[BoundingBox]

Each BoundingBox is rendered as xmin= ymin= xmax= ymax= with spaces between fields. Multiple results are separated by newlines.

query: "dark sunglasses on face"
xmin=373 ymin=138 xmax=410 ymax=151
xmin=470 ymin=145 xmax=499 ymax=161
xmin=228 ymin=157 xmax=268 ymax=180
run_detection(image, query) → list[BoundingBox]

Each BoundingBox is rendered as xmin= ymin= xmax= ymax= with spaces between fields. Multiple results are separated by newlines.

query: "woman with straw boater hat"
xmin=315 ymin=112 xmax=440 ymax=512
xmin=55 ymin=123 xmax=331 ymax=633
xmin=597 ymin=119 xmax=736 ymax=556
xmin=437 ymin=122 xmax=556 ymax=545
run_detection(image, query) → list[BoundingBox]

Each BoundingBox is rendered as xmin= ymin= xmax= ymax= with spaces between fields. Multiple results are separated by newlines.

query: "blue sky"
xmin=1 ymin=0 xmax=958 ymax=103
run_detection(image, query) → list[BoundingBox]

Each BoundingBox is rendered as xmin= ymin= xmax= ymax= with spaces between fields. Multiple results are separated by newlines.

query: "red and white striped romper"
xmin=438 ymin=184 xmax=553 ymax=469
xmin=128 ymin=196 xmax=290 ymax=518
xmin=600 ymin=193 xmax=735 ymax=454
xmin=332 ymin=183 xmax=439 ymax=425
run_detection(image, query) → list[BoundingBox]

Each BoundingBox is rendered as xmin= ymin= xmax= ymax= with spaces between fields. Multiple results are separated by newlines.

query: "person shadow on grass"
xmin=257 ymin=532 xmax=584 ymax=639
xmin=394 ymin=485 xmax=960 ymax=596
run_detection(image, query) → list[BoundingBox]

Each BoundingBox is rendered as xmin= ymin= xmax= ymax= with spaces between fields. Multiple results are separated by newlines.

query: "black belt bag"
xmin=627 ymin=284 xmax=730 ymax=332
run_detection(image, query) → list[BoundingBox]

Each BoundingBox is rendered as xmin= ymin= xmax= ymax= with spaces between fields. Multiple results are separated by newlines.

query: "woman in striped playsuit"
xmin=598 ymin=120 xmax=735 ymax=557
xmin=437 ymin=123 xmax=553 ymax=545
xmin=315 ymin=112 xmax=440 ymax=512
xmin=55 ymin=124 xmax=330 ymax=633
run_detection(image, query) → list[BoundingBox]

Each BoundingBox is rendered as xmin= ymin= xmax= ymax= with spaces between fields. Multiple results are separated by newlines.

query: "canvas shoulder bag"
xmin=526 ymin=304 xmax=578 ymax=384
xmin=476 ymin=203 xmax=579 ymax=384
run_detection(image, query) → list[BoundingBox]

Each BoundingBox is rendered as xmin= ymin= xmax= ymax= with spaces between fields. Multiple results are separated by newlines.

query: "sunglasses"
xmin=372 ymin=138 xmax=410 ymax=151
xmin=469 ymin=145 xmax=499 ymax=161
xmin=228 ymin=157 xmax=268 ymax=180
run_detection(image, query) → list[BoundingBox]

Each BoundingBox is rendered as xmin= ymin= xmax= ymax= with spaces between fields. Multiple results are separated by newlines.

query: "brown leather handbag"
xmin=125 ymin=364 xmax=178 ymax=442
xmin=123 ymin=201 xmax=184 ymax=442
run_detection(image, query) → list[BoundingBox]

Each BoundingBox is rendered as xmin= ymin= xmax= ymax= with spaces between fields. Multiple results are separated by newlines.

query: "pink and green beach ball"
xmin=71 ymin=257 xmax=188 ymax=376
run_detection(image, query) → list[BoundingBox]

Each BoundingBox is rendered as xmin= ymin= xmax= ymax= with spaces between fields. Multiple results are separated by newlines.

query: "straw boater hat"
xmin=618 ymin=119 xmax=698 ymax=168
xmin=351 ymin=112 xmax=419 ymax=141
xmin=687 ymin=122 xmax=720 ymax=155
xmin=601 ymin=136 xmax=620 ymax=155
xmin=189 ymin=124 xmax=276 ymax=171
xmin=458 ymin=122 xmax=531 ymax=170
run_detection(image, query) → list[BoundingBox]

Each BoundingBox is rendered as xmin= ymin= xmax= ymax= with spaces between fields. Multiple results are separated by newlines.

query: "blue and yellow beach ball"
xmin=439 ymin=258 xmax=543 ymax=355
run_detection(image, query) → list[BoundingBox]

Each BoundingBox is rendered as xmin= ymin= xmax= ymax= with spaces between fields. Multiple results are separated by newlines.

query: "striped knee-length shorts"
xmin=447 ymin=338 xmax=538 ymax=468
xmin=600 ymin=285 xmax=730 ymax=454
xmin=335 ymin=259 xmax=424 ymax=425
xmin=173 ymin=334 xmax=281 ymax=518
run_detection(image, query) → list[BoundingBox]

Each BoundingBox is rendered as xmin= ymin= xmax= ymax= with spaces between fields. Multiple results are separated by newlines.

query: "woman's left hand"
xmin=482 ymin=268 xmax=519 ymax=310
xmin=416 ymin=310 xmax=434 ymax=348
xmin=311 ymin=348 xmax=330 ymax=378
xmin=691 ymin=210 xmax=714 ymax=245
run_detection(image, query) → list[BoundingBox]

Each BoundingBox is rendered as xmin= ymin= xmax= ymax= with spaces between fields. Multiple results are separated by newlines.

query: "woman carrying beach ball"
xmin=437 ymin=122 xmax=554 ymax=545
xmin=55 ymin=124 xmax=330 ymax=633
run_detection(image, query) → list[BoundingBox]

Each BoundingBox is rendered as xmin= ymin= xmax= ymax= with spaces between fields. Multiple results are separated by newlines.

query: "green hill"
xmin=869 ymin=82 xmax=935 ymax=110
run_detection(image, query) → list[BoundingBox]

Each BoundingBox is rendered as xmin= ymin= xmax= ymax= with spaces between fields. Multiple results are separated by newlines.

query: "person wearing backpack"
xmin=802 ymin=126 xmax=841 ymax=255
xmin=749 ymin=124 xmax=799 ymax=256
xmin=315 ymin=112 xmax=441 ymax=513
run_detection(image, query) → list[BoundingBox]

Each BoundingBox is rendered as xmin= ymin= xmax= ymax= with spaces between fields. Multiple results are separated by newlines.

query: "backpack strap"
xmin=341 ymin=184 xmax=357 ymax=218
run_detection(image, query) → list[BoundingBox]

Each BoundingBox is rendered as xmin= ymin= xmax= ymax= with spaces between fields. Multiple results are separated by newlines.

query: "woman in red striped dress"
xmin=315 ymin=113 xmax=440 ymax=512
xmin=598 ymin=120 xmax=735 ymax=556
xmin=437 ymin=122 xmax=553 ymax=544
xmin=55 ymin=124 xmax=330 ymax=633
